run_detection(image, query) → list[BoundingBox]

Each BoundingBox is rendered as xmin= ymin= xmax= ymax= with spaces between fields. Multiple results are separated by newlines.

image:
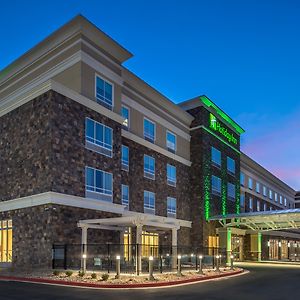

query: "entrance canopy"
xmin=210 ymin=209 xmax=300 ymax=231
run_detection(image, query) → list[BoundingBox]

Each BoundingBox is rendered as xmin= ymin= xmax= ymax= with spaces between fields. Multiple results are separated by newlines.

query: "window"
xmin=121 ymin=145 xmax=129 ymax=171
xmin=240 ymin=193 xmax=245 ymax=207
xmin=211 ymin=147 xmax=221 ymax=167
xmin=240 ymin=172 xmax=245 ymax=186
xmin=249 ymin=197 xmax=253 ymax=211
xmin=167 ymin=164 xmax=176 ymax=186
xmin=0 ymin=220 xmax=12 ymax=263
xmin=144 ymin=118 xmax=155 ymax=143
xmin=144 ymin=155 xmax=155 ymax=179
xmin=263 ymin=186 xmax=267 ymax=197
xmin=86 ymin=118 xmax=113 ymax=157
xmin=248 ymin=177 xmax=253 ymax=190
xmin=144 ymin=191 xmax=155 ymax=212
xmin=212 ymin=175 xmax=221 ymax=195
xmin=269 ymin=190 xmax=273 ymax=200
xmin=85 ymin=167 xmax=113 ymax=202
xmin=227 ymin=183 xmax=236 ymax=200
xmin=96 ymin=75 xmax=113 ymax=110
xmin=256 ymin=182 xmax=260 ymax=193
xmin=121 ymin=185 xmax=129 ymax=207
xmin=280 ymin=195 xmax=283 ymax=204
xmin=263 ymin=203 xmax=267 ymax=211
xmin=121 ymin=105 xmax=130 ymax=129
xmin=227 ymin=157 xmax=235 ymax=174
xmin=166 ymin=131 xmax=176 ymax=153
xmin=284 ymin=198 xmax=287 ymax=207
xmin=275 ymin=193 xmax=278 ymax=202
xmin=167 ymin=197 xmax=176 ymax=217
xmin=257 ymin=200 xmax=260 ymax=212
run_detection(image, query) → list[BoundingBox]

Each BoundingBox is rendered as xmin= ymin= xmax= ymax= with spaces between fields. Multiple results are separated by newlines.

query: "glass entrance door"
xmin=231 ymin=235 xmax=243 ymax=261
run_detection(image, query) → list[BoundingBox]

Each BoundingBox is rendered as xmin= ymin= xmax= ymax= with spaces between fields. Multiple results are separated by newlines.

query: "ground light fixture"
xmin=230 ymin=255 xmax=234 ymax=270
xmin=198 ymin=255 xmax=203 ymax=275
xmin=177 ymin=255 xmax=182 ymax=277
xmin=148 ymin=256 xmax=155 ymax=281
xmin=115 ymin=255 xmax=121 ymax=279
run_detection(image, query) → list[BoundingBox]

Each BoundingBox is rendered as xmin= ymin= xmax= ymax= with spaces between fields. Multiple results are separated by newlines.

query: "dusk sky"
xmin=1 ymin=0 xmax=300 ymax=189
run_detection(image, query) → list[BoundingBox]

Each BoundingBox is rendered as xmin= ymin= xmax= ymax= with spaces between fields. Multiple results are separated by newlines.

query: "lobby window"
xmin=121 ymin=145 xmax=129 ymax=171
xmin=166 ymin=131 xmax=176 ymax=153
xmin=257 ymin=200 xmax=260 ymax=212
xmin=121 ymin=185 xmax=129 ymax=208
xmin=212 ymin=175 xmax=221 ymax=196
xmin=144 ymin=118 xmax=155 ymax=143
xmin=284 ymin=198 xmax=287 ymax=207
xmin=263 ymin=203 xmax=267 ymax=211
xmin=144 ymin=191 xmax=155 ymax=212
xmin=121 ymin=105 xmax=130 ymax=129
xmin=256 ymin=182 xmax=260 ymax=193
xmin=280 ymin=195 xmax=283 ymax=204
xmin=275 ymin=192 xmax=278 ymax=202
xmin=263 ymin=186 xmax=267 ymax=197
xmin=167 ymin=164 xmax=176 ymax=187
xmin=240 ymin=193 xmax=245 ymax=207
xmin=240 ymin=172 xmax=245 ymax=186
xmin=249 ymin=197 xmax=253 ymax=211
xmin=227 ymin=157 xmax=235 ymax=175
xmin=248 ymin=177 xmax=253 ymax=190
xmin=144 ymin=155 xmax=155 ymax=180
xmin=85 ymin=167 xmax=113 ymax=202
xmin=211 ymin=147 xmax=221 ymax=167
xmin=269 ymin=190 xmax=273 ymax=200
xmin=227 ymin=183 xmax=236 ymax=200
xmin=85 ymin=118 xmax=113 ymax=157
xmin=96 ymin=75 xmax=113 ymax=110
xmin=167 ymin=197 xmax=176 ymax=217
xmin=0 ymin=220 xmax=12 ymax=263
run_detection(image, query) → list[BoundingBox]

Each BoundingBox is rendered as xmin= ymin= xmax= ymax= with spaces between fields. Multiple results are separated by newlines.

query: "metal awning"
xmin=210 ymin=209 xmax=300 ymax=231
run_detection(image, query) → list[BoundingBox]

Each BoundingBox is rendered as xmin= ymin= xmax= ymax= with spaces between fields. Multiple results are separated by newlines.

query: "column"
xmin=218 ymin=228 xmax=232 ymax=264
xmin=81 ymin=226 xmax=88 ymax=273
xmin=250 ymin=232 xmax=261 ymax=262
xmin=172 ymin=228 xmax=178 ymax=270
xmin=136 ymin=224 xmax=143 ymax=275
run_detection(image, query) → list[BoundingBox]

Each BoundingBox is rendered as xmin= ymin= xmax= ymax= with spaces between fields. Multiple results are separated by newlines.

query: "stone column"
xmin=172 ymin=227 xmax=178 ymax=270
xmin=218 ymin=228 xmax=232 ymax=264
xmin=250 ymin=232 xmax=262 ymax=262
xmin=81 ymin=226 xmax=88 ymax=273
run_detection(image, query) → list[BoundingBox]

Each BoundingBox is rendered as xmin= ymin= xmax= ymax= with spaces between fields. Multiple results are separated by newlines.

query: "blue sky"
xmin=1 ymin=0 xmax=300 ymax=189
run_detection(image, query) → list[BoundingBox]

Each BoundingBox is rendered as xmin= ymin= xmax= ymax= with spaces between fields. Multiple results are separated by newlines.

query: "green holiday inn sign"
xmin=209 ymin=113 xmax=238 ymax=145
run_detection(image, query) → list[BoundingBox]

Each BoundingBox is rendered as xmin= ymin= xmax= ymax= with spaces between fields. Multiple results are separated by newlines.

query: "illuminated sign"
xmin=209 ymin=113 xmax=237 ymax=145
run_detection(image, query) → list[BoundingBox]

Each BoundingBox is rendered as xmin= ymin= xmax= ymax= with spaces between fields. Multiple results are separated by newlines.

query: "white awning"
xmin=210 ymin=209 xmax=300 ymax=231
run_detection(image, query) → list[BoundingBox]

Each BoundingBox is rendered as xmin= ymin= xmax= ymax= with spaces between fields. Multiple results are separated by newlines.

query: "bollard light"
xmin=198 ymin=254 xmax=203 ymax=275
xmin=115 ymin=255 xmax=121 ymax=279
xmin=215 ymin=255 xmax=220 ymax=272
xmin=230 ymin=255 xmax=234 ymax=270
xmin=177 ymin=255 xmax=182 ymax=277
xmin=149 ymin=256 xmax=155 ymax=280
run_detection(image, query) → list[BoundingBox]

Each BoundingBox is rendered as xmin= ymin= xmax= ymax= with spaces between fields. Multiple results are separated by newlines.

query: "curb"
xmin=0 ymin=269 xmax=244 ymax=289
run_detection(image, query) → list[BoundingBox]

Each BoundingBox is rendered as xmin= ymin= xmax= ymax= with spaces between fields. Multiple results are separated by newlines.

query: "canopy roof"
xmin=210 ymin=209 xmax=300 ymax=231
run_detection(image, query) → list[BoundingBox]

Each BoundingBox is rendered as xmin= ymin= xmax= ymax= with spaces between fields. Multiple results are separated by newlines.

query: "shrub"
xmin=78 ymin=270 xmax=85 ymax=277
xmin=53 ymin=270 xmax=60 ymax=276
xmin=65 ymin=270 xmax=73 ymax=277
xmin=101 ymin=273 xmax=109 ymax=281
xmin=91 ymin=273 xmax=97 ymax=279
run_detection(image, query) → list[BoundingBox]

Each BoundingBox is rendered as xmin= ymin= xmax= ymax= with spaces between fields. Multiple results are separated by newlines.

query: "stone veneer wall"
xmin=0 ymin=204 xmax=121 ymax=269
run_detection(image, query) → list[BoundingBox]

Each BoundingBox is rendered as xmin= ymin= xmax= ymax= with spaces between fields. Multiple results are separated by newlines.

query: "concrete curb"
xmin=0 ymin=269 xmax=244 ymax=289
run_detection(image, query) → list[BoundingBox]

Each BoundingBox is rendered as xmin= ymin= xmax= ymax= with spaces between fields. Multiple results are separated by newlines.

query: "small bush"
xmin=101 ymin=273 xmax=109 ymax=281
xmin=53 ymin=270 xmax=60 ymax=276
xmin=65 ymin=270 xmax=73 ymax=277
xmin=78 ymin=270 xmax=85 ymax=277
xmin=91 ymin=273 xmax=97 ymax=279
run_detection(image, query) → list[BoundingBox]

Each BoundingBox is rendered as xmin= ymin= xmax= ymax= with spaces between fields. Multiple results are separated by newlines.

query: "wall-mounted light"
xmin=267 ymin=241 xmax=270 ymax=247
xmin=279 ymin=241 xmax=282 ymax=248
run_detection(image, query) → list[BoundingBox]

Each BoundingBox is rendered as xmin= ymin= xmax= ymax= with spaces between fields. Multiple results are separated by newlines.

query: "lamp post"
xmin=115 ymin=255 xmax=121 ymax=279
xmin=149 ymin=256 xmax=155 ymax=281
xmin=230 ymin=255 xmax=234 ymax=270
xmin=198 ymin=255 xmax=203 ymax=275
xmin=177 ymin=255 xmax=182 ymax=277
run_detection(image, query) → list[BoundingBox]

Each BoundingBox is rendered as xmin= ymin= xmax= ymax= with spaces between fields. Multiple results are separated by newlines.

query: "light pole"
xmin=198 ymin=255 xmax=203 ymax=275
xmin=149 ymin=256 xmax=155 ymax=281
xmin=115 ymin=255 xmax=121 ymax=279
